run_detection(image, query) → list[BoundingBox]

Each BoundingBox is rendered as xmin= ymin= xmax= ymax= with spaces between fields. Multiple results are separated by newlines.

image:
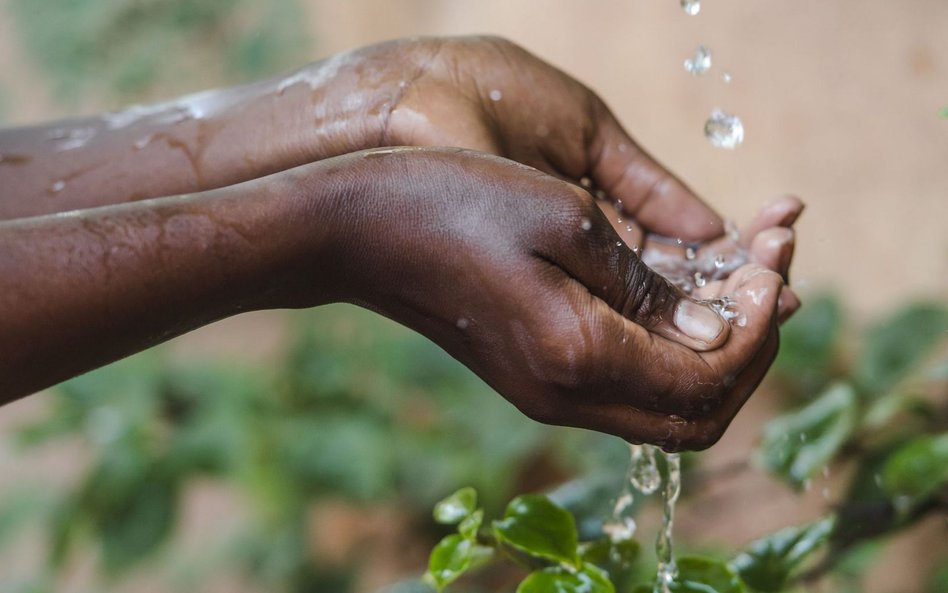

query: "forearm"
xmin=0 ymin=45 xmax=397 ymax=221
xmin=0 ymin=163 xmax=340 ymax=402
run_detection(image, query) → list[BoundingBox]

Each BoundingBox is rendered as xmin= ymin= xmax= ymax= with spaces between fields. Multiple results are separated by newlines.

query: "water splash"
xmin=654 ymin=452 xmax=682 ymax=593
xmin=629 ymin=444 xmax=662 ymax=494
xmin=684 ymin=46 xmax=712 ymax=75
xmin=680 ymin=0 xmax=701 ymax=16
xmin=704 ymin=110 xmax=745 ymax=149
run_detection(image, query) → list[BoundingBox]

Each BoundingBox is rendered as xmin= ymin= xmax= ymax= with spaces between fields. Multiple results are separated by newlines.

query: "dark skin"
xmin=0 ymin=36 xmax=802 ymax=450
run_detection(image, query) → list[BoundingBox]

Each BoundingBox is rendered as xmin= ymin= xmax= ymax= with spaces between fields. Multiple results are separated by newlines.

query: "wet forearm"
xmin=0 ymin=164 xmax=340 ymax=401
xmin=0 ymin=49 xmax=391 ymax=221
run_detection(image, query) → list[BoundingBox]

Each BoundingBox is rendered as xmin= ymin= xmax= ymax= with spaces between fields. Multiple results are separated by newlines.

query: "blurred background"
xmin=0 ymin=1 xmax=945 ymax=592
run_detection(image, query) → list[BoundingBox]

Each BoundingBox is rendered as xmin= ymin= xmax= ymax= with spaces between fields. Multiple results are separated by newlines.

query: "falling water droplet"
xmin=704 ymin=109 xmax=744 ymax=149
xmin=680 ymin=0 xmax=701 ymax=16
xmin=683 ymin=45 xmax=712 ymax=75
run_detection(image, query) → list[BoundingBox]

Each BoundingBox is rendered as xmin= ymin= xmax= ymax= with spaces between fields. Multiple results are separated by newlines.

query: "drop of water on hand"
xmin=456 ymin=318 xmax=469 ymax=329
xmin=694 ymin=272 xmax=706 ymax=288
xmin=714 ymin=254 xmax=726 ymax=269
xmin=50 ymin=180 xmax=66 ymax=193
xmin=685 ymin=247 xmax=696 ymax=260
xmin=704 ymin=110 xmax=745 ymax=149
xmin=580 ymin=217 xmax=592 ymax=231
xmin=722 ymin=71 xmax=733 ymax=83
xmin=683 ymin=45 xmax=712 ymax=75
xmin=489 ymin=89 xmax=503 ymax=102
xmin=680 ymin=0 xmax=701 ymax=16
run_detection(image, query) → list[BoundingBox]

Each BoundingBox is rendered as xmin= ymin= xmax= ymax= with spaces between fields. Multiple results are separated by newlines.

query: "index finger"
xmin=588 ymin=100 xmax=724 ymax=242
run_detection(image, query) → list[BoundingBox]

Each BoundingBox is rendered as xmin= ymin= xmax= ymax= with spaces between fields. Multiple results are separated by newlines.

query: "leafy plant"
xmin=10 ymin=0 xmax=309 ymax=105
xmin=425 ymin=296 xmax=948 ymax=593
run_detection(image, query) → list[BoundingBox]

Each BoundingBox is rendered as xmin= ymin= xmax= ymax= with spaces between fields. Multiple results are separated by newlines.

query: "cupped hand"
xmin=277 ymin=148 xmax=787 ymax=450
xmin=280 ymin=35 xmax=724 ymax=244
xmin=600 ymin=194 xmax=804 ymax=323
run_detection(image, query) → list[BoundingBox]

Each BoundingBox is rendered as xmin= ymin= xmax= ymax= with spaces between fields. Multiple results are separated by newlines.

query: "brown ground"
xmin=0 ymin=1 xmax=945 ymax=592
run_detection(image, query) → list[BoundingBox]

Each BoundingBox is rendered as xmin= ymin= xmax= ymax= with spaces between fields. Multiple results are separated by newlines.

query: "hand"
xmin=275 ymin=36 xmax=725 ymax=244
xmin=275 ymin=148 xmax=788 ymax=451
xmin=601 ymin=195 xmax=804 ymax=323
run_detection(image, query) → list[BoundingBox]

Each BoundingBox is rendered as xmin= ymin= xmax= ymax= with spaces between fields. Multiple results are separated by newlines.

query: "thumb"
xmin=606 ymin=247 xmax=730 ymax=351
xmin=553 ymin=197 xmax=729 ymax=351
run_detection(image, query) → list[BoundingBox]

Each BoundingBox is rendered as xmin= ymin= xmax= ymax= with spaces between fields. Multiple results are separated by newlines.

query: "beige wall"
xmin=2 ymin=0 xmax=944 ymax=316
xmin=302 ymin=0 xmax=948 ymax=318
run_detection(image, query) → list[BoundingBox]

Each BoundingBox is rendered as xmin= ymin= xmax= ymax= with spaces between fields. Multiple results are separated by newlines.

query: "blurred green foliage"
xmin=10 ymin=0 xmax=309 ymax=106
xmin=428 ymin=296 xmax=948 ymax=593
xmin=0 ymin=305 xmax=624 ymax=592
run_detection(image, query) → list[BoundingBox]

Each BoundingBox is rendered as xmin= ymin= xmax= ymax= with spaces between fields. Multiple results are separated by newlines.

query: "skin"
xmin=0 ymin=36 xmax=802 ymax=450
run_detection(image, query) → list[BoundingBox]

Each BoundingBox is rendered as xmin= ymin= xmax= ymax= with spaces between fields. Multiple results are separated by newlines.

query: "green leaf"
xmin=580 ymin=537 xmax=640 ymax=567
xmin=854 ymin=303 xmax=948 ymax=395
xmin=433 ymin=487 xmax=477 ymax=525
xmin=458 ymin=509 xmax=483 ymax=540
xmin=758 ymin=383 xmax=858 ymax=488
xmin=517 ymin=564 xmax=615 ymax=593
xmin=730 ymin=517 xmax=835 ymax=592
xmin=97 ymin=473 xmax=178 ymax=573
xmin=773 ymin=294 xmax=842 ymax=393
xmin=425 ymin=534 xmax=492 ymax=592
xmin=671 ymin=556 xmax=746 ymax=593
xmin=881 ymin=433 xmax=948 ymax=514
xmin=493 ymin=495 xmax=580 ymax=567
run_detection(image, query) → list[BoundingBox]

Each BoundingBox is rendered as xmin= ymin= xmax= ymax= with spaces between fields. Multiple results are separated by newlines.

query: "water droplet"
xmin=50 ymin=180 xmax=66 ymax=193
xmin=456 ymin=318 xmax=469 ymax=329
xmin=617 ymin=241 xmax=623 ymax=247
xmin=722 ymin=71 xmax=732 ymax=83
xmin=685 ymin=247 xmax=696 ymax=260
xmin=603 ymin=517 xmax=637 ymax=543
xmin=134 ymin=134 xmax=154 ymax=150
xmin=694 ymin=272 xmax=706 ymax=287
xmin=704 ymin=109 xmax=745 ymax=149
xmin=626 ymin=225 xmax=634 ymax=232
xmin=681 ymin=0 xmax=701 ymax=16
xmin=714 ymin=255 xmax=726 ymax=269
xmin=683 ymin=45 xmax=712 ymax=75
xmin=579 ymin=176 xmax=593 ymax=188
xmin=489 ymin=89 xmax=503 ymax=102
xmin=615 ymin=199 xmax=624 ymax=212
xmin=724 ymin=219 xmax=740 ymax=242
xmin=676 ymin=237 xmax=684 ymax=245
xmin=628 ymin=444 xmax=662 ymax=494
xmin=580 ymin=217 xmax=592 ymax=231
xmin=617 ymin=216 xmax=623 ymax=224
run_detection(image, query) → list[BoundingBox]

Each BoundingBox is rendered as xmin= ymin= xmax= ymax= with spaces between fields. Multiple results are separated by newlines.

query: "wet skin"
xmin=0 ymin=37 xmax=802 ymax=450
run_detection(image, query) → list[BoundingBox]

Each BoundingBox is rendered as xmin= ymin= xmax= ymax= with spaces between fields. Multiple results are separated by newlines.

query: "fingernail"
xmin=674 ymin=300 xmax=726 ymax=343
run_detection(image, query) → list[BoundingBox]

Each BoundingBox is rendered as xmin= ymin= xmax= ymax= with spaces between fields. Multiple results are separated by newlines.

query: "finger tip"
xmin=669 ymin=299 xmax=730 ymax=351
